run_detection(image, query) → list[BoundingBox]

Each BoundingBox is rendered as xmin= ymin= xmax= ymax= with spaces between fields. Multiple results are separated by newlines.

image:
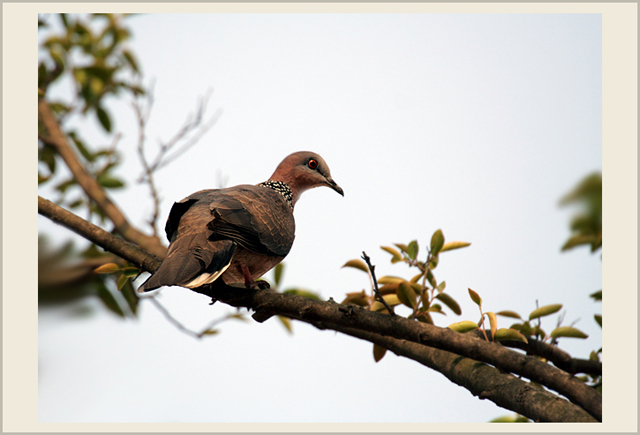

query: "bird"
xmin=137 ymin=151 xmax=343 ymax=293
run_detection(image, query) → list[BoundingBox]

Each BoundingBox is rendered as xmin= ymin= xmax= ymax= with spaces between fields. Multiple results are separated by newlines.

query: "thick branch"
xmin=334 ymin=327 xmax=597 ymax=422
xmin=495 ymin=336 xmax=602 ymax=377
xmin=38 ymin=199 xmax=602 ymax=421
xmin=195 ymin=284 xmax=601 ymax=421
xmin=38 ymin=99 xmax=167 ymax=258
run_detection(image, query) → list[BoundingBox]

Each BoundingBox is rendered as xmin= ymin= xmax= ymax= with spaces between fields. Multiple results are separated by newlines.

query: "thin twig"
xmin=149 ymin=296 xmax=201 ymax=338
xmin=132 ymin=81 xmax=162 ymax=236
xmin=361 ymin=251 xmax=395 ymax=316
xmin=149 ymin=296 xmax=246 ymax=339
xmin=155 ymin=107 xmax=222 ymax=172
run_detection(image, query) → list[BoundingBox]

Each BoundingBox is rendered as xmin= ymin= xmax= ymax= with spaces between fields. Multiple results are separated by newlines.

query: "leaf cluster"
xmin=39 ymin=14 xmax=143 ymax=127
xmin=559 ymin=172 xmax=602 ymax=253
xmin=38 ymin=14 xmax=142 ymax=219
xmin=39 ymin=235 xmax=138 ymax=318
xmin=342 ymin=229 xmax=472 ymax=361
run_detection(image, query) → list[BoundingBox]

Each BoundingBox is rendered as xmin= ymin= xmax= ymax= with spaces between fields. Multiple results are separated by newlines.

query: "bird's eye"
xmin=308 ymin=159 xmax=318 ymax=170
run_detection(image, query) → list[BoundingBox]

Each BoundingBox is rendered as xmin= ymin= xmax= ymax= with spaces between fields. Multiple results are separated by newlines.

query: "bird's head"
xmin=269 ymin=151 xmax=344 ymax=206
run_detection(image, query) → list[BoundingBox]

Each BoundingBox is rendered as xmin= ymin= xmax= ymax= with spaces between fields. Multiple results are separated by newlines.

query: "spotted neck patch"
xmin=258 ymin=180 xmax=294 ymax=209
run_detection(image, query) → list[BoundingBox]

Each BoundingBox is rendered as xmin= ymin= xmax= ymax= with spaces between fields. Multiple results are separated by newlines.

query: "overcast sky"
xmin=37 ymin=11 xmax=602 ymax=423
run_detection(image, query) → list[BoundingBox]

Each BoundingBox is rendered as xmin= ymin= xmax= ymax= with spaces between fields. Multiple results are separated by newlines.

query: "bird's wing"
xmin=139 ymin=190 xmax=235 ymax=292
xmin=206 ymin=185 xmax=295 ymax=257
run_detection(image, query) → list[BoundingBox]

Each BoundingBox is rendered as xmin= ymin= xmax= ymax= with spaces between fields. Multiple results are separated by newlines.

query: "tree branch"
xmin=38 ymin=197 xmax=602 ymax=421
xmin=38 ymin=99 xmax=167 ymax=258
xmin=333 ymin=327 xmax=597 ymax=422
xmin=197 ymin=283 xmax=601 ymax=421
xmin=38 ymin=196 xmax=162 ymax=273
xmin=494 ymin=335 xmax=602 ymax=377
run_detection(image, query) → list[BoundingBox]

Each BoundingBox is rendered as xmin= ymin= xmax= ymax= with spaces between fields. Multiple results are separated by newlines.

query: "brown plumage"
xmin=137 ymin=151 xmax=343 ymax=293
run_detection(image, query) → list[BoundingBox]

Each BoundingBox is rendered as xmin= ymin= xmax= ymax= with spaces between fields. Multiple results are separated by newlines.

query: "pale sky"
xmin=37 ymin=11 xmax=602 ymax=423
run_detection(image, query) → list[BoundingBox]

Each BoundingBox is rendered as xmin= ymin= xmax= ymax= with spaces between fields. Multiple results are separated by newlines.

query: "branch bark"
xmin=335 ymin=327 xmax=597 ymax=422
xmin=38 ymin=197 xmax=602 ymax=422
xmin=38 ymin=99 xmax=167 ymax=258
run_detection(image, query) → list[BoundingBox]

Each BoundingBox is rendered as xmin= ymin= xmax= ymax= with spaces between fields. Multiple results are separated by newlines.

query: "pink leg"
xmin=241 ymin=264 xmax=254 ymax=289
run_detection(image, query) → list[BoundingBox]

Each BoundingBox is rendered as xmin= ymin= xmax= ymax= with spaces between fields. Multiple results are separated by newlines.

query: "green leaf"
xmin=426 ymin=304 xmax=446 ymax=315
xmin=54 ymin=178 xmax=77 ymax=194
xmin=373 ymin=343 xmax=387 ymax=362
xmin=430 ymin=229 xmax=445 ymax=256
xmin=277 ymin=316 xmax=293 ymax=334
xmin=594 ymin=314 xmax=602 ymax=327
xmin=341 ymin=290 xmax=369 ymax=306
xmin=426 ymin=270 xmax=437 ymax=288
xmin=39 ymin=144 xmax=57 ymax=174
xmin=409 ymin=273 xmax=424 ymax=284
xmin=96 ymin=106 xmax=112 ymax=132
xmin=440 ymin=241 xmax=471 ymax=253
xmin=550 ymin=326 xmax=588 ymax=339
xmin=119 ymin=279 xmax=139 ymax=316
xmin=407 ymin=240 xmax=419 ymax=260
xmin=371 ymin=294 xmax=402 ymax=312
xmin=380 ymin=246 xmax=402 ymax=262
xmin=490 ymin=414 xmax=530 ymax=423
xmin=378 ymin=283 xmax=399 ymax=295
xmin=428 ymin=255 xmax=439 ymax=269
xmin=121 ymin=267 xmax=140 ymax=278
xmin=68 ymin=132 xmax=95 ymax=162
xmin=93 ymin=262 xmax=120 ymax=274
xmin=435 ymin=292 xmax=461 ymax=315
xmin=97 ymin=174 xmax=125 ymax=188
xmin=273 ymin=263 xmax=284 ymax=286
xmin=486 ymin=312 xmax=498 ymax=339
xmin=468 ymin=288 xmax=482 ymax=306
xmin=528 ymin=304 xmax=563 ymax=321
xmin=122 ymin=50 xmax=139 ymax=73
xmin=496 ymin=310 xmax=522 ymax=319
xmin=396 ymin=281 xmax=417 ymax=308
xmin=96 ymin=281 xmax=125 ymax=317
xmin=282 ymin=289 xmax=321 ymax=300
xmin=509 ymin=322 xmax=533 ymax=337
xmin=494 ymin=328 xmax=529 ymax=344
xmin=448 ymin=320 xmax=479 ymax=333
xmin=341 ymin=259 xmax=369 ymax=273
xmin=116 ymin=274 xmax=129 ymax=291
xmin=590 ymin=290 xmax=602 ymax=301
xmin=532 ymin=325 xmax=547 ymax=340
xmin=394 ymin=243 xmax=409 ymax=254
xmin=377 ymin=275 xmax=405 ymax=285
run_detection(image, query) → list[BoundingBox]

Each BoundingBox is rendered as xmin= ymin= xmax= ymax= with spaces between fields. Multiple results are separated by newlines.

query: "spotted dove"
xmin=137 ymin=151 xmax=343 ymax=293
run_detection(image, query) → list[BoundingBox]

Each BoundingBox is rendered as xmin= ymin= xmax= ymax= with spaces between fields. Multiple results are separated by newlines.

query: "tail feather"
xmin=138 ymin=236 xmax=236 ymax=292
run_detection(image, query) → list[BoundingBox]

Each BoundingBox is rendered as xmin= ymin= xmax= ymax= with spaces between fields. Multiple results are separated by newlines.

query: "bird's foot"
xmin=254 ymin=280 xmax=271 ymax=290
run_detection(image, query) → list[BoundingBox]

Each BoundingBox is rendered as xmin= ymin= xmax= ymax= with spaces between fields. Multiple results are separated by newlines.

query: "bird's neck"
xmin=258 ymin=180 xmax=294 ymax=209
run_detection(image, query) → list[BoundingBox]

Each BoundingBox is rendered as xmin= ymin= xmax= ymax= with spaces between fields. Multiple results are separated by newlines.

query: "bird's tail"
xmin=137 ymin=237 xmax=236 ymax=293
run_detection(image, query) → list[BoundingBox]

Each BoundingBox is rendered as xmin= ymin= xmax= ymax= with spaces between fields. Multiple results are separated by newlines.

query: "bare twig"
xmin=361 ymin=251 xmax=395 ymax=315
xmin=137 ymin=87 xmax=222 ymax=181
xmin=132 ymin=81 xmax=162 ymax=236
xmin=147 ymin=295 xmax=247 ymax=339
xmin=133 ymin=85 xmax=222 ymax=235
xmin=149 ymin=297 xmax=201 ymax=339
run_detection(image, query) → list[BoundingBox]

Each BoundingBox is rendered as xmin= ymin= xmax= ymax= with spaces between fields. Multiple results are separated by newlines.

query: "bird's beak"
xmin=326 ymin=178 xmax=344 ymax=196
